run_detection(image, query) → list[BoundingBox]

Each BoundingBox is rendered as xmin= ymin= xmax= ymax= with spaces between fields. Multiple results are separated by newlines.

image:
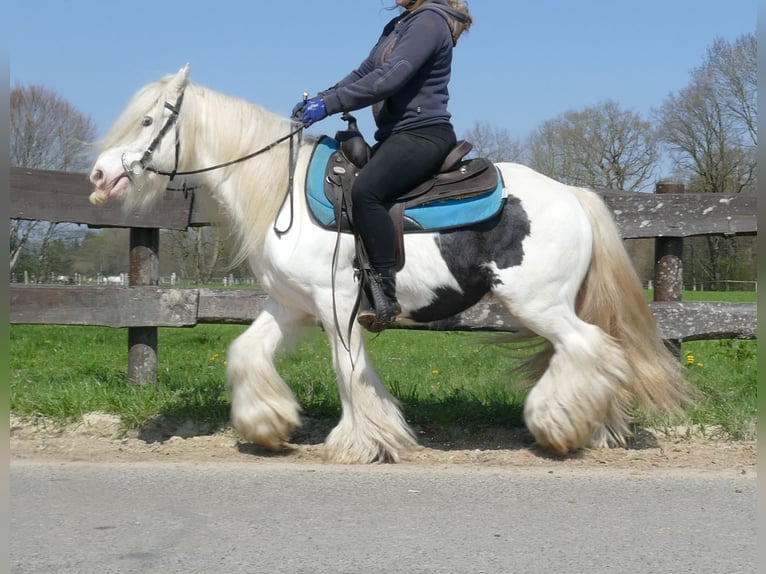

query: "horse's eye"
xmin=142 ymin=116 xmax=153 ymax=127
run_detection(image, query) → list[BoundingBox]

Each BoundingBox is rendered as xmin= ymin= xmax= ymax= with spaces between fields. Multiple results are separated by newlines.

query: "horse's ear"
xmin=169 ymin=64 xmax=190 ymax=96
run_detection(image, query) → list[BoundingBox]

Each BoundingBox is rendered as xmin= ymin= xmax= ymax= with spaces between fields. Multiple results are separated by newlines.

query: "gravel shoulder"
xmin=9 ymin=413 xmax=756 ymax=477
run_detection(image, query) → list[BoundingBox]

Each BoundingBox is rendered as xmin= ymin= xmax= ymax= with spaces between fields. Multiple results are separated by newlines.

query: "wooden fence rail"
xmin=10 ymin=285 xmax=757 ymax=342
xmin=10 ymin=167 xmax=758 ymax=383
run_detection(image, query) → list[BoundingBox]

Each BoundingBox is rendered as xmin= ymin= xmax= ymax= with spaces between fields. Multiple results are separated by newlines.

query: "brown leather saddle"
xmin=323 ymin=114 xmax=499 ymax=271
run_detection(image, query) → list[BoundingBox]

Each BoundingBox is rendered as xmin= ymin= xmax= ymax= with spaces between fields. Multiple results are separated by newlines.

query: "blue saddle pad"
xmin=305 ymin=137 xmax=505 ymax=232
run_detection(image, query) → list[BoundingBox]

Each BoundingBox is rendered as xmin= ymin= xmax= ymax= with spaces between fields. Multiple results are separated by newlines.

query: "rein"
xmin=144 ymin=125 xmax=305 ymax=179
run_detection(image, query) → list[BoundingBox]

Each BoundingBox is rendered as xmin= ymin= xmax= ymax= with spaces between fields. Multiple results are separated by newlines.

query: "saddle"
xmin=322 ymin=114 xmax=500 ymax=271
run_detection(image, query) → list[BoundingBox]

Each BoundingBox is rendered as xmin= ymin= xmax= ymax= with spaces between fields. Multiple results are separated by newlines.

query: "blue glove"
xmin=300 ymin=97 xmax=328 ymax=127
xmin=291 ymin=100 xmax=306 ymax=121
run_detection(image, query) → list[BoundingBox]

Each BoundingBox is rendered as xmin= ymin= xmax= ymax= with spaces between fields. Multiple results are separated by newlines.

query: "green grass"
xmin=646 ymin=290 xmax=757 ymax=303
xmin=10 ymin=325 xmax=232 ymax=431
xmin=677 ymin=339 xmax=757 ymax=440
xmin=9 ymin=291 xmax=757 ymax=441
xmin=681 ymin=291 xmax=756 ymax=302
xmin=10 ymin=325 xmax=528 ymax=432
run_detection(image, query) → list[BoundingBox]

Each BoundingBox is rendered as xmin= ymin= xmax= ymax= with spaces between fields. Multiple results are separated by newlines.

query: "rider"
xmin=292 ymin=0 xmax=472 ymax=332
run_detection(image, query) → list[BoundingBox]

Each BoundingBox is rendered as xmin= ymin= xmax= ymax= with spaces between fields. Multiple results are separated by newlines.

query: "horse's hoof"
xmin=231 ymin=414 xmax=296 ymax=452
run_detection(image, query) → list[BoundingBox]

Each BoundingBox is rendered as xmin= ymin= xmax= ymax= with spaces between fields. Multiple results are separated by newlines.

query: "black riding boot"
xmin=357 ymin=267 xmax=401 ymax=333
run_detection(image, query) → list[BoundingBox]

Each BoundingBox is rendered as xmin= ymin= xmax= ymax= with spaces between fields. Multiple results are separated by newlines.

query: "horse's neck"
xmin=185 ymin=90 xmax=286 ymax=184
xmin=183 ymin=88 xmax=309 ymax=255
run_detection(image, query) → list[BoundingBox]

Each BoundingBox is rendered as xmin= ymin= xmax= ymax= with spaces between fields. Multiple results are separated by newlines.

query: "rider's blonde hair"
xmin=446 ymin=1 xmax=472 ymax=27
xmin=405 ymin=0 xmax=473 ymax=44
xmin=445 ymin=0 xmax=472 ymax=43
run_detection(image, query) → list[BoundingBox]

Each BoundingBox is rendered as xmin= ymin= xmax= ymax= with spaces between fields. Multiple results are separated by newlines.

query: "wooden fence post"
xmin=653 ymin=181 xmax=685 ymax=356
xmin=128 ymin=228 xmax=160 ymax=384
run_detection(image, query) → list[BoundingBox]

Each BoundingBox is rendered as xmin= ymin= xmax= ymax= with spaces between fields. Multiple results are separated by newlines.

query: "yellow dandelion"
xmin=686 ymin=354 xmax=695 ymax=365
xmin=431 ymin=369 xmax=440 ymax=375
xmin=697 ymin=362 xmax=703 ymax=367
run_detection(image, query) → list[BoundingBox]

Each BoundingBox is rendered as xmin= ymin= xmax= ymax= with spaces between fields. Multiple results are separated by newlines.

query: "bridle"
xmin=121 ymin=84 xmax=305 ymax=235
xmin=121 ymin=93 xmax=185 ymax=182
xmin=123 ymin=86 xmax=304 ymax=181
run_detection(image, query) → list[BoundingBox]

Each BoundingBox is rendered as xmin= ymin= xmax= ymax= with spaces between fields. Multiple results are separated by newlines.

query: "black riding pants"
xmin=351 ymin=123 xmax=457 ymax=270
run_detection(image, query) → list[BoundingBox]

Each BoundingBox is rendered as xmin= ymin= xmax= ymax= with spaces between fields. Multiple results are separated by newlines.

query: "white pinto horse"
xmin=89 ymin=65 xmax=690 ymax=463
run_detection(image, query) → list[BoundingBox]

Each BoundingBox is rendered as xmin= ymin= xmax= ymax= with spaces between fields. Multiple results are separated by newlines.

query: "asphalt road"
xmin=10 ymin=460 xmax=756 ymax=574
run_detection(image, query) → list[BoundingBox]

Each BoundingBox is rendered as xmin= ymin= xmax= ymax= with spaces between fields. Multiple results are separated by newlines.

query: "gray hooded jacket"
xmin=321 ymin=0 xmax=469 ymax=142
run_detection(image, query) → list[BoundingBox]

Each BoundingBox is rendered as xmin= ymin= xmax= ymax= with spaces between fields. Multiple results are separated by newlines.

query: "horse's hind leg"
xmin=227 ymin=299 xmax=306 ymax=450
xmin=526 ymin=312 xmax=631 ymax=453
xmin=494 ymin=285 xmax=631 ymax=454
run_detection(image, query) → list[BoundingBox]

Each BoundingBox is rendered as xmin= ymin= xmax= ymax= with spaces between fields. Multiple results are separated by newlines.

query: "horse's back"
xmin=495 ymin=162 xmax=593 ymax=246
xmin=496 ymin=162 xmax=584 ymax=204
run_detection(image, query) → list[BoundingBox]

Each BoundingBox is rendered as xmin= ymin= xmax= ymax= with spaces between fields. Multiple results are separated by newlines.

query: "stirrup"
xmin=357 ymin=303 xmax=401 ymax=333
xmin=356 ymin=267 xmax=401 ymax=333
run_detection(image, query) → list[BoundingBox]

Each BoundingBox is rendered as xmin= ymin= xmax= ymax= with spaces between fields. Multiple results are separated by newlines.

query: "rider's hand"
xmin=299 ymin=98 xmax=328 ymax=128
xmin=291 ymin=100 xmax=306 ymax=121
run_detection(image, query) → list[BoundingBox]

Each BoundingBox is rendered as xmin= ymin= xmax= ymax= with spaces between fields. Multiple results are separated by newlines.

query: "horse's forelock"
xmin=100 ymin=80 xmax=168 ymax=152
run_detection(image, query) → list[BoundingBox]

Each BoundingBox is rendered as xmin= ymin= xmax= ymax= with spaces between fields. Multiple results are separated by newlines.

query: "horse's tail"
xmin=570 ymin=187 xmax=693 ymax=416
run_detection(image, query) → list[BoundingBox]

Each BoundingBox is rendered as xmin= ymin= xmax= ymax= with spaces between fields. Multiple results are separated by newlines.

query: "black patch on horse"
xmin=408 ymin=196 xmax=530 ymax=323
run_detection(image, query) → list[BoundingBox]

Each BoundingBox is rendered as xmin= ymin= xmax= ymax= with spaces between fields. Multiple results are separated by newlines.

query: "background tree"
xmin=72 ymin=230 xmax=130 ymax=278
xmin=462 ymin=121 xmax=524 ymax=163
xmin=10 ymin=84 xmax=97 ymax=278
xmin=11 ymin=84 xmax=96 ymax=170
xmin=655 ymin=33 xmax=756 ymax=289
xmin=526 ymin=100 xmax=658 ymax=192
xmin=162 ymin=228 xmax=229 ymax=284
xmin=707 ymin=34 xmax=757 ymax=150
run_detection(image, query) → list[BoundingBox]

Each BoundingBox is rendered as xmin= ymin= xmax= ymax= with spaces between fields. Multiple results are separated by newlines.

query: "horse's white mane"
xmin=180 ymin=82 xmax=303 ymax=265
xmin=103 ymin=74 xmax=313 ymax=264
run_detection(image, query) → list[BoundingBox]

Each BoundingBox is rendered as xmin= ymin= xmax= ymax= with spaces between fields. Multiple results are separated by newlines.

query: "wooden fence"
xmin=10 ymin=167 xmax=758 ymax=383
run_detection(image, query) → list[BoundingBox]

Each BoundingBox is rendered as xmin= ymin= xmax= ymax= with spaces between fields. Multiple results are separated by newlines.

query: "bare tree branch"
xmin=654 ymin=33 xmax=756 ymax=195
xmin=526 ymin=100 xmax=658 ymax=192
xmin=462 ymin=122 xmax=523 ymax=163
xmin=10 ymin=84 xmax=97 ymax=276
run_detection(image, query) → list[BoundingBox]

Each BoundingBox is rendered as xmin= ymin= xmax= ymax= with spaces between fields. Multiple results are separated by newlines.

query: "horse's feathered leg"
xmin=517 ymin=311 xmax=633 ymax=453
xmin=522 ymin=187 xmax=691 ymax=453
xmin=317 ymin=302 xmax=418 ymax=463
xmin=490 ymin=180 xmax=633 ymax=453
xmin=227 ymin=298 xmax=307 ymax=450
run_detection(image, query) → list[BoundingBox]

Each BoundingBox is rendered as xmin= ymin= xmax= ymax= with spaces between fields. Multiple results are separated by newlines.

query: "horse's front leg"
xmin=318 ymin=306 xmax=419 ymax=463
xmin=227 ymin=298 xmax=308 ymax=450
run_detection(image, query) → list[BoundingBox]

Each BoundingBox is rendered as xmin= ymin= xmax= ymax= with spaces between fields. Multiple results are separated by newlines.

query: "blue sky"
xmin=10 ymin=1 xmax=756 ymax=156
